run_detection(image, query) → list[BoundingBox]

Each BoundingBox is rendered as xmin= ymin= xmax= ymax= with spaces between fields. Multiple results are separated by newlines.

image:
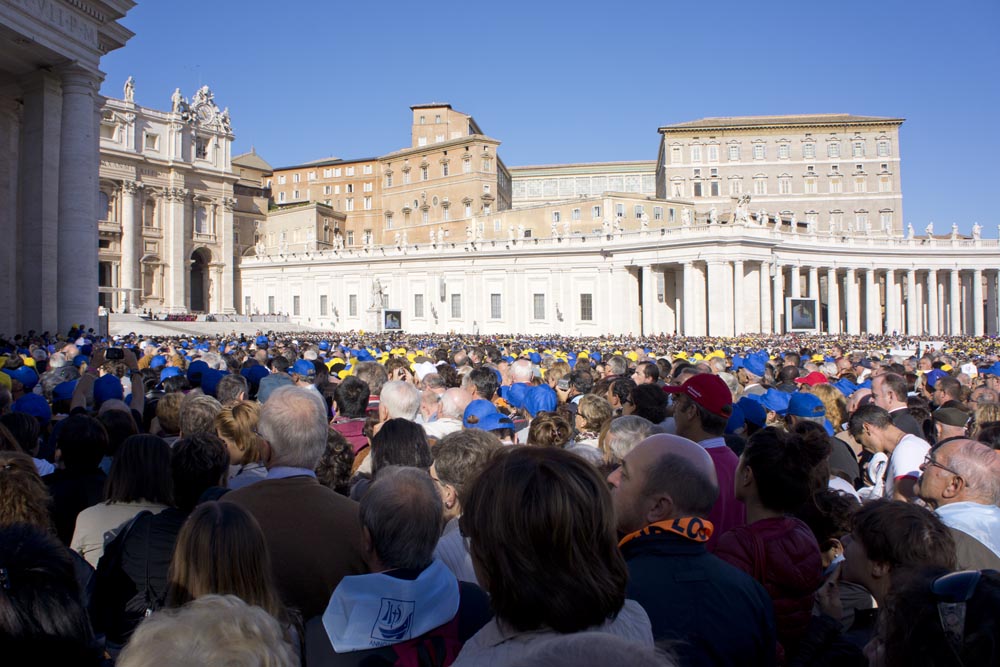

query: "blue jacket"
xmin=622 ymin=528 xmax=776 ymax=667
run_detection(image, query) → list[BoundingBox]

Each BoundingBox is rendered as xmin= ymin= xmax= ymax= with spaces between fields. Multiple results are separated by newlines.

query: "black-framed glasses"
xmin=932 ymin=570 xmax=986 ymax=657
xmin=922 ymin=454 xmax=966 ymax=483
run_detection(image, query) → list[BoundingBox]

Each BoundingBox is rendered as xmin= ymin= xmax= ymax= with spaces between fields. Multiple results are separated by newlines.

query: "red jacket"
xmin=331 ymin=417 xmax=368 ymax=455
xmin=715 ymin=516 xmax=822 ymax=661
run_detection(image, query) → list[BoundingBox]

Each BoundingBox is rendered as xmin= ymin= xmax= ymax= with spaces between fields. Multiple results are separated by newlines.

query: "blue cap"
xmin=737 ymin=396 xmax=767 ymax=427
xmin=524 ymin=384 xmax=557 ymax=417
xmin=502 ymin=382 xmax=531 ymax=410
xmin=725 ymin=403 xmax=745 ymax=435
xmin=12 ymin=392 xmax=52 ymax=425
xmin=787 ymin=392 xmax=826 ymax=418
xmin=760 ymin=389 xmax=790 ymax=416
xmin=591 ymin=352 xmax=602 ymax=362
xmin=528 ymin=352 xmax=541 ymax=364
xmin=3 ymin=366 xmax=38 ymax=391
xmin=318 ymin=341 xmax=330 ymax=351
xmin=52 ymin=380 xmax=78 ymax=402
xmin=149 ymin=354 xmax=167 ymax=369
xmin=471 ymin=412 xmax=515 ymax=433
xmin=200 ymin=368 xmax=226 ymax=397
xmin=72 ymin=354 xmax=89 ymax=368
xmin=94 ymin=373 xmax=123 ymax=405
xmin=925 ymin=369 xmax=948 ymax=388
xmin=463 ymin=399 xmax=498 ymax=428
xmin=255 ymin=335 xmax=269 ymax=346
xmin=160 ymin=366 xmax=183 ymax=382
xmin=292 ymin=360 xmax=316 ymax=377
xmin=187 ymin=360 xmax=209 ymax=386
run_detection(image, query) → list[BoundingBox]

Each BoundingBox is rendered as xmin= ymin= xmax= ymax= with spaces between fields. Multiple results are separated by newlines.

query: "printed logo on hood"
xmin=374 ymin=598 xmax=414 ymax=642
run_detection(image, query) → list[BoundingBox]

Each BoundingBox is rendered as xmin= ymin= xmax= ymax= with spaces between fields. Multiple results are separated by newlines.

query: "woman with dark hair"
xmin=166 ymin=501 xmax=299 ymax=653
xmin=526 ymin=411 xmax=573 ymax=449
xmin=0 ymin=411 xmax=53 ymax=476
xmin=715 ymin=426 xmax=830 ymax=662
xmin=370 ymin=417 xmax=432 ymax=476
xmin=0 ymin=523 xmax=104 ymax=666
xmin=874 ymin=567 xmax=1000 ymax=667
xmin=453 ymin=447 xmax=653 ymax=665
xmin=606 ymin=378 xmax=636 ymax=417
xmin=97 ymin=407 xmax=139 ymax=468
xmin=45 ymin=414 xmax=109 ymax=545
xmin=71 ymin=434 xmax=173 ymax=567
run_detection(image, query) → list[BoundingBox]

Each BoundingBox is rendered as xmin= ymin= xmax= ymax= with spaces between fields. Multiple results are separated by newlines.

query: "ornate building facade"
xmin=97 ymin=84 xmax=246 ymax=314
xmin=0 ymin=0 xmax=134 ymax=334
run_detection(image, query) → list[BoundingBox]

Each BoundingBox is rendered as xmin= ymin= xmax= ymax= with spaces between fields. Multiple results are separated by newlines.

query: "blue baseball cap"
xmin=760 ymin=389 xmax=790 ymax=416
xmin=3 ymin=366 xmax=38 ymax=391
xmin=200 ymin=368 xmax=226 ymax=397
xmin=502 ymin=382 xmax=531 ymax=410
xmin=925 ymin=369 xmax=948 ymax=388
xmin=742 ymin=354 xmax=768 ymax=377
xmin=52 ymin=380 xmax=78 ymax=402
xmin=149 ymin=354 xmax=167 ymax=369
xmin=94 ymin=373 xmax=124 ymax=405
xmin=470 ymin=412 xmax=515 ymax=433
xmin=737 ymin=396 xmax=767 ymax=427
xmin=524 ymin=384 xmax=557 ymax=417
xmin=12 ymin=392 xmax=52 ymax=425
xmin=725 ymin=403 xmax=745 ymax=435
xmin=787 ymin=392 xmax=826 ymax=418
xmin=160 ymin=366 xmax=183 ymax=382
xmin=72 ymin=354 xmax=89 ymax=368
xmin=292 ymin=360 xmax=316 ymax=377
xmin=463 ymin=399 xmax=498 ymax=428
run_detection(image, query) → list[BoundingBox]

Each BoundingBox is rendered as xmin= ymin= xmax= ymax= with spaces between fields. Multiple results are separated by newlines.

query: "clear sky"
xmin=98 ymin=0 xmax=999 ymax=235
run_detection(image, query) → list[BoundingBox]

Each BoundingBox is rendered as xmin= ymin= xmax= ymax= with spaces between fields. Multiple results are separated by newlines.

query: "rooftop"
xmin=232 ymin=147 xmax=273 ymax=172
xmin=410 ymin=102 xmax=453 ymax=110
xmin=272 ymin=155 xmax=380 ymax=172
xmin=659 ymin=114 xmax=905 ymax=132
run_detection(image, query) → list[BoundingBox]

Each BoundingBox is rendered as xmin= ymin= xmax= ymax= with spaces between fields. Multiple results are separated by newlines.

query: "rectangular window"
xmin=580 ymin=293 xmax=593 ymax=321
xmin=690 ymin=145 xmax=702 ymax=162
xmin=323 ymin=185 xmax=332 ymax=195
xmin=347 ymin=230 xmax=355 ymax=245
xmin=728 ymin=145 xmax=740 ymax=161
xmin=670 ymin=146 xmax=682 ymax=164
xmin=877 ymin=140 xmax=890 ymax=157
xmin=803 ymin=143 xmax=816 ymax=159
xmin=363 ymin=165 xmax=373 ymax=175
xmin=482 ymin=158 xmax=492 ymax=172
xmin=334 ymin=168 xmax=342 ymax=177
xmin=364 ymin=196 xmax=372 ymax=210
xmin=880 ymin=212 xmax=892 ymax=230
xmin=451 ymin=293 xmax=462 ymax=318
xmin=805 ymin=178 xmax=817 ymax=194
xmin=345 ymin=198 xmax=354 ymax=211
xmin=334 ymin=185 xmax=341 ymax=195
xmin=830 ymin=179 xmax=842 ymax=194
xmin=292 ymin=173 xmax=300 ymax=183
xmin=245 ymin=296 xmax=251 ymax=314
xmin=754 ymin=178 xmax=767 ymax=195
xmin=349 ymin=294 xmax=357 ymax=317
xmin=144 ymin=133 xmax=159 ymax=151
xmin=345 ymin=184 xmax=354 ymax=194
xmin=463 ymin=160 xmax=471 ymax=174
xmin=708 ymin=146 xmax=719 ymax=162
xmin=856 ymin=213 xmax=868 ymax=229
xmin=490 ymin=293 xmax=502 ymax=319
xmin=778 ymin=144 xmax=790 ymax=159
xmin=879 ymin=176 xmax=891 ymax=193
xmin=634 ymin=205 xmax=644 ymax=218
xmin=572 ymin=208 xmax=581 ymax=220
xmin=442 ymin=162 xmax=449 ymax=177
xmin=616 ymin=203 xmax=625 ymax=217
xmin=278 ymin=192 xmax=286 ymax=202
xmin=729 ymin=179 xmax=743 ymax=196
xmin=852 ymin=141 xmax=864 ymax=158
xmin=346 ymin=166 xmax=355 ymax=176
xmin=552 ymin=211 xmax=561 ymax=223
xmin=828 ymin=142 xmax=840 ymax=158
xmin=421 ymin=166 xmax=428 ymax=181
xmin=779 ymin=179 xmax=791 ymax=195
xmin=308 ymin=171 xmax=316 ymax=181
xmin=854 ymin=177 xmax=866 ymax=193
xmin=292 ymin=295 xmax=300 ymax=316
xmin=363 ymin=182 xmax=373 ymax=192
xmin=710 ymin=181 xmax=720 ymax=197
xmin=753 ymin=144 xmax=765 ymax=160
xmin=414 ymin=294 xmax=424 ymax=318
xmin=278 ymin=175 xmax=287 ymax=184
xmin=292 ymin=189 xmax=299 ymax=199
xmin=532 ymin=293 xmax=545 ymax=320
xmin=668 ymin=208 xmax=676 ymax=223
xmin=693 ymin=182 xmax=702 ymax=197
xmin=592 ymin=205 xmax=601 ymax=219
xmin=386 ymin=214 xmax=393 ymax=230
xmin=403 ymin=171 xmax=411 ymax=185
xmin=268 ymin=295 xmax=275 ymax=313
xmin=385 ymin=174 xmax=393 ymax=188
xmin=653 ymin=206 xmax=663 ymax=220
xmin=324 ymin=169 xmax=332 ymax=177
xmin=421 ymin=210 xmax=429 ymax=224
xmin=671 ymin=182 xmax=682 ymax=197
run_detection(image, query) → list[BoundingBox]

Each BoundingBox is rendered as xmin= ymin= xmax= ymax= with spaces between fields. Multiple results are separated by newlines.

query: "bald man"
xmin=916 ymin=438 xmax=1000 ymax=569
xmin=609 ymin=435 xmax=775 ymax=667
xmin=423 ymin=388 xmax=471 ymax=440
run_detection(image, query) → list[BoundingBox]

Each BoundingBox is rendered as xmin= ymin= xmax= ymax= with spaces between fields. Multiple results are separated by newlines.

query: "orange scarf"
xmin=618 ymin=517 xmax=714 ymax=549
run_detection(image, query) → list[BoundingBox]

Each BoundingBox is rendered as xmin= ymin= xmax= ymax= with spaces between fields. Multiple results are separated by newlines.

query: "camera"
xmin=557 ymin=377 xmax=570 ymax=391
xmin=105 ymin=348 xmax=124 ymax=361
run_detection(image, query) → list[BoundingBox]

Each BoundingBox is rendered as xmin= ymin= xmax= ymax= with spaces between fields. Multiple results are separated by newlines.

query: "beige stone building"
xmin=0 ymin=0 xmax=134 ymax=334
xmin=97 ymin=85 xmax=244 ymax=314
xmin=656 ymin=114 xmax=904 ymax=232
xmin=510 ymin=161 xmax=657 ymax=208
xmin=231 ymin=148 xmax=273 ymax=311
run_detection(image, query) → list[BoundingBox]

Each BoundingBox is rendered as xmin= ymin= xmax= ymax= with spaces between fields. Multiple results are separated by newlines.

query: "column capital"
xmin=57 ymin=64 xmax=101 ymax=95
xmin=121 ymin=180 xmax=143 ymax=195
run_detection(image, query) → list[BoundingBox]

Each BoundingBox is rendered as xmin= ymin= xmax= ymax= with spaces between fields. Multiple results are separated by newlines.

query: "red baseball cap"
xmin=663 ymin=374 xmax=733 ymax=418
xmin=794 ymin=371 xmax=829 ymax=386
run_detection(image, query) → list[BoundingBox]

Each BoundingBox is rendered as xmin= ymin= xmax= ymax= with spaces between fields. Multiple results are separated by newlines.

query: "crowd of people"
xmin=1 ymin=324 xmax=999 ymax=666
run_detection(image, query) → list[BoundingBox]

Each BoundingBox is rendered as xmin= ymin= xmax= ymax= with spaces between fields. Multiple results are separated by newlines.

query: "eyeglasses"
xmin=922 ymin=454 xmax=965 ymax=481
xmin=932 ymin=570 xmax=985 ymax=657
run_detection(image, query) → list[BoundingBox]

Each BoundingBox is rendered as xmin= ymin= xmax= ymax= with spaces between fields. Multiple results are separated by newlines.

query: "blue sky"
xmin=99 ymin=0 xmax=999 ymax=234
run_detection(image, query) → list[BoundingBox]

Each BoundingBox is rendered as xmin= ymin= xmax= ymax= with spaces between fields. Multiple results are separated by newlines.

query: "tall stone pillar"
xmin=906 ymin=269 xmax=918 ymax=335
xmin=733 ymin=259 xmax=745 ymax=335
xmin=641 ymin=264 xmax=654 ymax=336
xmin=845 ymin=268 xmax=860 ymax=335
xmin=673 ymin=268 xmax=683 ymax=335
xmin=759 ymin=260 xmax=772 ymax=334
xmin=57 ymin=66 xmax=101 ymax=332
xmin=927 ymin=269 xmax=939 ymax=335
xmin=826 ymin=267 xmax=840 ymax=334
xmin=0 ymin=98 xmax=20 ymax=333
xmin=773 ymin=264 xmax=784 ymax=333
xmin=212 ymin=264 xmax=225 ymax=314
xmin=167 ymin=187 xmax=189 ymax=312
xmin=706 ymin=260 xmax=729 ymax=337
xmin=865 ymin=268 xmax=882 ymax=334
xmin=790 ymin=265 xmax=801 ymax=298
xmin=120 ymin=180 xmax=141 ymax=313
xmin=808 ymin=266 xmax=819 ymax=299
xmin=987 ymin=270 xmax=999 ymax=336
xmin=221 ymin=197 xmax=236 ymax=313
xmin=682 ymin=262 xmax=694 ymax=336
xmin=950 ymin=269 xmax=962 ymax=335
xmin=885 ymin=269 xmax=897 ymax=334
xmin=973 ymin=268 xmax=984 ymax=336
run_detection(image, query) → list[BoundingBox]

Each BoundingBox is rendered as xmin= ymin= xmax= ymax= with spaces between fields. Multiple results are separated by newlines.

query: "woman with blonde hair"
xmin=215 ymin=400 xmax=267 ymax=490
xmin=810 ymin=383 xmax=848 ymax=433
xmin=0 ymin=451 xmax=53 ymax=529
xmin=525 ymin=411 xmax=573 ymax=449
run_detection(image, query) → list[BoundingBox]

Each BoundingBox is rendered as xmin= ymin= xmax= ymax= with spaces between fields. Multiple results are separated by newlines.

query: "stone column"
xmin=641 ymin=264 xmax=654 ymax=336
xmin=773 ymin=263 xmax=784 ymax=333
xmin=0 ymin=98 xmax=20 ymax=333
xmin=674 ymin=268 xmax=683 ymax=335
xmin=864 ymin=268 xmax=880 ymax=334
xmin=906 ymin=269 xmax=918 ymax=335
xmin=759 ymin=260 xmax=773 ymax=334
xmin=221 ymin=197 xmax=236 ymax=313
xmin=212 ymin=264 xmax=225 ymax=314
xmin=826 ymin=267 xmax=840 ymax=334
xmin=166 ymin=187 xmax=189 ymax=312
xmin=19 ymin=71 xmax=62 ymax=332
xmin=885 ymin=269 xmax=897 ymax=334
xmin=733 ymin=259 xmax=745 ymax=336
xmin=57 ymin=66 xmax=102 ymax=332
xmin=927 ymin=269 xmax=939 ymax=335
xmin=973 ymin=268 xmax=984 ymax=336
xmin=706 ymin=260 xmax=728 ymax=337
xmin=950 ymin=269 xmax=961 ymax=335
xmin=987 ymin=270 xmax=999 ymax=336
xmin=682 ymin=262 xmax=694 ymax=336
xmin=790 ymin=265 xmax=801 ymax=298
xmin=845 ymin=268 xmax=860 ymax=335
xmin=808 ymin=266 xmax=819 ymax=299
xmin=120 ymin=180 xmax=141 ymax=313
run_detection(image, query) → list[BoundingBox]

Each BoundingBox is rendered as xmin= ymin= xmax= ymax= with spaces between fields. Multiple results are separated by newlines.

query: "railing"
xmin=98 ymin=220 xmax=121 ymax=234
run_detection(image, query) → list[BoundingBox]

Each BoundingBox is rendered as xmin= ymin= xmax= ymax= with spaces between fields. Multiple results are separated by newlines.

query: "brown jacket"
xmin=223 ymin=475 xmax=367 ymax=620
xmin=949 ymin=527 xmax=1000 ymax=571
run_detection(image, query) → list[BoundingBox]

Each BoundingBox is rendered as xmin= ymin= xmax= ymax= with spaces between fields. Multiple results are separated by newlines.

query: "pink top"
xmin=701 ymin=438 xmax=746 ymax=550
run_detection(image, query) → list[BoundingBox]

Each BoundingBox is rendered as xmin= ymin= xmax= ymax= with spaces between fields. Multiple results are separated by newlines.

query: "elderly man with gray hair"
xmin=603 ymin=415 xmax=662 ymax=466
xmin=223 ymin=385 xmax=366 ymax=620
xmin=379 ymin=380 xmax=421 ymax=423
xmin=305 ymin=466 xmax=492 ymax=666
xmin=423 ymin=388 xmax=471 ymax=441
xmin=916 ymin=438 xmax=1000 ymax=569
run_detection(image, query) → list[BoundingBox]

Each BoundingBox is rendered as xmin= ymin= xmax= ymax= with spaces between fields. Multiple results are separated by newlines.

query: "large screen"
xmin=383 ymin=309 xmax=402 ymax=331
xmin=786 ymin=298 xmax=818 ymax=332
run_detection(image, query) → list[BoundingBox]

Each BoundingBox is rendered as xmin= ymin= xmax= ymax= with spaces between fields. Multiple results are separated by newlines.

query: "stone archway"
xmin=189 ymin=248 xmax=211 ymax=312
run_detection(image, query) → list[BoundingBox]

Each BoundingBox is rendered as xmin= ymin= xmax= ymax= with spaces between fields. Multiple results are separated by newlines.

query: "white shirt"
xmin=885 ymin=434 xmax=930 ymax=498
